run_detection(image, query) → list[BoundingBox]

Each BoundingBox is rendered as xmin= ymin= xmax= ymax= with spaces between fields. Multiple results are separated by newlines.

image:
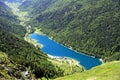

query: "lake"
xmin=30 ymin=33 xmax=102 ymax=70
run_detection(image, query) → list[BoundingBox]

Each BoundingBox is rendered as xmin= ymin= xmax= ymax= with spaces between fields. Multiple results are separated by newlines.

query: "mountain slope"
xmin=19 ymin=0 xmax=56 ymax=13
xmin=56 ymin=61 xmax=120 ymax=80
xmin=0 ymin=1 xmax=64 ymax=79
xmin=0 ymin=1 xmax=26 ymax=37
xmin=20 ymin=0 xmax=120 ymax=61
xmin=0 ymin=51 xmax=30 ymax=79
xmin=1 ymin=0 xmax=119 ymax=79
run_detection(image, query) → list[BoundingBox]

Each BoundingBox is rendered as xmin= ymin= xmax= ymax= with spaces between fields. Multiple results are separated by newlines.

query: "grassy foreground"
xmin=48 ymin=58 xmax=84 ymax=76
xmin=55 ymin=61 xmax=120 ymax=80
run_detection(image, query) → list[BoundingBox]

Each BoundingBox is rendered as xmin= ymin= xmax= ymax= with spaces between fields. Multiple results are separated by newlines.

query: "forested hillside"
xmin=0 ymin=1 xmax=26 ymax=37
xmin=20 ymin=0 xmax=120 ymax=62
xmin=0 ymin=30 xmax=64 ymax=79
xmin=0 ymin=51 xmax=29 ymax=79
xmin=0 ymin=0 xmax=120 ymax=79
xmin=0 ymin=1 xmax=63 ymax=79
xmin=19 ymin=0 xmax=56 ymax=14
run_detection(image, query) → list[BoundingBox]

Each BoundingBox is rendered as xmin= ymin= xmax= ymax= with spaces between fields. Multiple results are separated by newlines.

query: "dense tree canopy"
xmin=20 ymin=0 xmax=120 ymax=61
xmin=0 ymin=1 xmax=26 ymax=37
xmin=0 ymin=1 xmax=64 ymax=78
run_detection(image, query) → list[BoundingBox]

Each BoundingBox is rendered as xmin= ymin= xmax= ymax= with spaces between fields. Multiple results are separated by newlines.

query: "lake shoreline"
xmin=47 ymin=54 xmax=85 ymax=69
xmin=24 ymin=31 xmax=44 ymax=49
xmin=30 ymin=33 xmax=102 ymax=69
xmin=33 ymin=31 xmax=103 ymax=62
xmin=24 ymin=32 xmax=86 ymax=70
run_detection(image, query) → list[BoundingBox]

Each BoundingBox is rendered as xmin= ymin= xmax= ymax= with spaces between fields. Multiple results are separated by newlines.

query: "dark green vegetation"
xmin=0 ymin=1 xmax=64 ymax=79
xmin=0 ymin=1 xmax=26 ymax=37
xmin=19 ymin=0 xmax=56 ymax=15
xmin=56 ymin=61 xmax=120 ymax=80
xmin=0 ymin=31 xmax=64 ymax=79
xmin=1 ymin=0 xmax=120 ymax=79
xmin=20 ymin=0 xmax=120 ymax=62
xmin=0 ymin=51 xmax=29 ymax=79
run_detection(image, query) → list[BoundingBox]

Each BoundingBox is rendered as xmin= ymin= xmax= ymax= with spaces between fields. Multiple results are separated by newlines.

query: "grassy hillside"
xmin=56 ymin=61 xmax=120 ymax=80
xmin=19 ymin=0 xmax=120 ymax=61
xmin=48 ymin=58 xmax=84 ymax=76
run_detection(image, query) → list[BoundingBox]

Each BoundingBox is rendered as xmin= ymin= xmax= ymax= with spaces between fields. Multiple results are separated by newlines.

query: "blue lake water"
xmin=30 ymin=33 xmax=102 ymax=70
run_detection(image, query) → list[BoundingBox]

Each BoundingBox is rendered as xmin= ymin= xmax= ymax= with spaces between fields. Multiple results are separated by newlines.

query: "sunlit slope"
xmin=20 ymin=0 xmax=120 ymax=61
xmin=56 ymin=61 xmax=120 ymax=80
